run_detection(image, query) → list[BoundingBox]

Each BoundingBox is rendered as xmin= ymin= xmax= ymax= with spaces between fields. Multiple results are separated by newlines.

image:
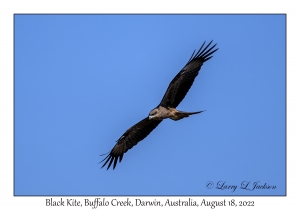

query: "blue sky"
xmin=14 ymin=14 xmax=285 ymax=196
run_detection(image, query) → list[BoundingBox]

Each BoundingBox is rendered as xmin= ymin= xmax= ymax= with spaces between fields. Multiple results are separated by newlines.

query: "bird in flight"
xmin=100 ymin=41 xmax=218 ymax=170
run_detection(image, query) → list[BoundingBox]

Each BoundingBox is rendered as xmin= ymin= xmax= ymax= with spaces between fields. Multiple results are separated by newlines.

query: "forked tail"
xmin=172 ymin=110 xmax=206 ymax=121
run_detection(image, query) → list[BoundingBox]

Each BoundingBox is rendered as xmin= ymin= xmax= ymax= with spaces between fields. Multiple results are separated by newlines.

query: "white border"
xmin=1 ymin=0 xmax=297 ymax=209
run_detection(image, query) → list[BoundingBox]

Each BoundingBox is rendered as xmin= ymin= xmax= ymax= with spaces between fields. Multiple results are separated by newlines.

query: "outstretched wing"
xmin=159 ymin=40 xmax=218 ymax=108
xmin=100 ymin=117 xmax=162 ymax=170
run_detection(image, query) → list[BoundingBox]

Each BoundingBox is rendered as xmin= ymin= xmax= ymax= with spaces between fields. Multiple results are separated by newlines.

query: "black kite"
xmin=100 ymin=41 xmax=218 ymax=170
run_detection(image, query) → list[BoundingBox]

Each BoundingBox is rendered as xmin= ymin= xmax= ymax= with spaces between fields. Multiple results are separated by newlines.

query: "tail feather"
xmin=173 ymin=110 xmax=206 ymax=121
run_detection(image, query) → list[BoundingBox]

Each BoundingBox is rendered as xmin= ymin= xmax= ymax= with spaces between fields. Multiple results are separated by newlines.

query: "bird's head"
xmin=149 ymin=108 xmax=159 ymax=120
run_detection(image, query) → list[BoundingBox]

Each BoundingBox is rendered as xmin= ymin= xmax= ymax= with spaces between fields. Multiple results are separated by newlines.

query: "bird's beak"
xmin=149 ymin=116 xmax=152 ymax=120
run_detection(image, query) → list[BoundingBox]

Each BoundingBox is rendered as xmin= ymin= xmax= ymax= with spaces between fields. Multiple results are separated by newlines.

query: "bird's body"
xmin=149 ymin=106 xmax=204 ymax=121
xmin=100 ymin=41 xmax=218 ymax=170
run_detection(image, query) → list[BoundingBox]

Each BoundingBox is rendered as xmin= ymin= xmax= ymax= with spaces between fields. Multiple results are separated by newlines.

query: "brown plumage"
xmin=100 ymin=118 xmax=162 ymax=170
xmin=100 ymin=41 xmax=218 ymax=170
xmin=158 ymin=40 xmax=218 ymax=108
